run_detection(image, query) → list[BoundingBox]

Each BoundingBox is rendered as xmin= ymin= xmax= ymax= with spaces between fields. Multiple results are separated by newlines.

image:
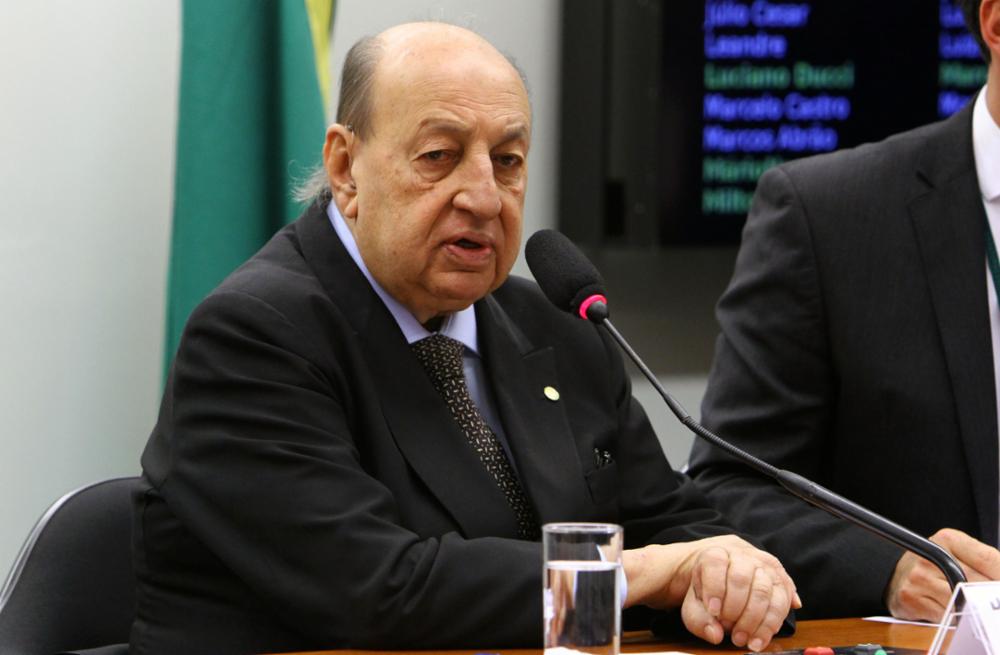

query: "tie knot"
xmin=411 ymin=334 xmax=465 ymax=386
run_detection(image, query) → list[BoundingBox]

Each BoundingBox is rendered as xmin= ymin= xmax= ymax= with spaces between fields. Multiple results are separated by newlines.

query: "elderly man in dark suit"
xmin=689 ymin=0 xmax=1000 ymax=624
xmin=130 ymin=22 xmax=797 ymax=655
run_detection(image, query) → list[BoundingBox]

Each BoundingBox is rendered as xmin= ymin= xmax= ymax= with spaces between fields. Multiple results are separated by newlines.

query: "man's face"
xmin=338 ymin=31 xmax=530 ymax=324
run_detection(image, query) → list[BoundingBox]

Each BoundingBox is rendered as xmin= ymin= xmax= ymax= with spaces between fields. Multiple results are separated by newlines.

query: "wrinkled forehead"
xmin=369 ymin=29 xmax=531 ymax=138
xmin=376 ymin=23 xmax=522 ymax=79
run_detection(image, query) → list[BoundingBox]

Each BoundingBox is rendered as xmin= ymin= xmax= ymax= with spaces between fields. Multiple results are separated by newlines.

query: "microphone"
xmin=524 ymin=229 xmax=967 ymax=591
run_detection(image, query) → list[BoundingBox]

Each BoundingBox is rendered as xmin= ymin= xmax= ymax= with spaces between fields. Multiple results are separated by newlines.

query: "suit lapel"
xmin=476 ymin=296 xmax=591 ymax=525
xmin=295 ymin=202 xmax=521 ymax=538
xmin=356 ymin=308 xmax=522 ymax=538
xmin=908 ymin=103 xmax=999 ymax=542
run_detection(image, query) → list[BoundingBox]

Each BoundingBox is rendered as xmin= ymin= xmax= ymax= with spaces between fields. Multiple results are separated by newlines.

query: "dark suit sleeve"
xmin=686 ymin=166 xmax=902 ymax=618
xmin=148 ymin=290 xmax=541 ymax=649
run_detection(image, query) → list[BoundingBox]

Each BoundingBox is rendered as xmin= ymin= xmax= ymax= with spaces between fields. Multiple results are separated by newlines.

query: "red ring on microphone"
xmin=578 ymin=294 xmax=607 ymax=320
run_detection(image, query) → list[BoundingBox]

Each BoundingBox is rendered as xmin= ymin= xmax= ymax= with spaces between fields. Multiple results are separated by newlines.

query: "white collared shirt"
xmin=973 ymin=87 xmax=1000 ymax=545
xmin=326 ymin=201 xmax=513 ymax=460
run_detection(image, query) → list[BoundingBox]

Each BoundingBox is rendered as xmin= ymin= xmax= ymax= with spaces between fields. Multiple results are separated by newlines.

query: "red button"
xmin=803 ymin=648 xmax=835 ymax=655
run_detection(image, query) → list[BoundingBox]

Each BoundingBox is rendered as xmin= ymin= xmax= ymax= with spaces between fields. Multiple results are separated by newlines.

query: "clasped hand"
xmin=622 ymin=535 xmax=800 ymax=652
xmin=887 ymin=527 xmax=1000 ymax=622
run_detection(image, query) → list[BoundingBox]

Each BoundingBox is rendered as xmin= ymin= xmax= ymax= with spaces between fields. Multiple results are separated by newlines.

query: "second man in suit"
xmin=689 ymin=0 xmax=1000 ymax=623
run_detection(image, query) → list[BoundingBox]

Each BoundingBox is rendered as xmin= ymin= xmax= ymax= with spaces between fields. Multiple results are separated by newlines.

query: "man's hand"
xmin=887 ymin=528 xmax=1000 ymax=622
xmin=622 ymin=535 xmax=800 ymax=652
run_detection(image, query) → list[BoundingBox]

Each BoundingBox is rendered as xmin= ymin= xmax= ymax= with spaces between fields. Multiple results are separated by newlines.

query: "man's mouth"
xmin=443 ymin=234 xmax=494 ymax=267
xmin=455 ymin=238 xmax=483 ymax=249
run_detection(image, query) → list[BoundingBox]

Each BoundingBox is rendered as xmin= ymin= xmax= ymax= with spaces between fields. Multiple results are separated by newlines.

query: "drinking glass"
xmin=543 ymin=523 xmax=623 ymax=655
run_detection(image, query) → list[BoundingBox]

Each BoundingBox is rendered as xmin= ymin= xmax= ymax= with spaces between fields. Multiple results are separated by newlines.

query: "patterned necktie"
xmin=411 ymin=334 xmax=540 ymax=540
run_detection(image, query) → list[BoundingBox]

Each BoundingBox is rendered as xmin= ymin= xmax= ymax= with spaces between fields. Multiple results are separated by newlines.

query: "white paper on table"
xmin=864 ymin=615 xmax=940 ymax=627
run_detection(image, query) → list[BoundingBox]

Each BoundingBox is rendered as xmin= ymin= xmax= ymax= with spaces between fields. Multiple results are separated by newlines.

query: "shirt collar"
xmin=326 ymin=201 xmax=480 ymax=353
xmin=973 ymin=85 xmax=1000 ymax=203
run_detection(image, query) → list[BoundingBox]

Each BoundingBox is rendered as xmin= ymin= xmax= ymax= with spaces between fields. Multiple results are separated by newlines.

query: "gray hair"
xmin=337 ymin=35 xmax=384 ymax=138
xmin=293 ymin=34 xmax=384 ymax=203
xmin=292 ymin=164 xmax=334 ymax=204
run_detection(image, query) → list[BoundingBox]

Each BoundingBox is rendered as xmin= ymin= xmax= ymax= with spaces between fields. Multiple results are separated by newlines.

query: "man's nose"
xmin=453 ymin=153 xmax=502 ymax=218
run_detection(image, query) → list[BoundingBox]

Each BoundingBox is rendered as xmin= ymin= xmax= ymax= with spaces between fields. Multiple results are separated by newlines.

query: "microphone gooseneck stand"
xmin=587 ymin=300 xmax=967 ymax=592
xmin=523 ymin=227 xmax=966 ymax=592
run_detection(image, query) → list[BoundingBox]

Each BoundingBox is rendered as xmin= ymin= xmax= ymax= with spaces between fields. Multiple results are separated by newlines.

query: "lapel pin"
xmin=543 ymin=386 xmax=560 ymax=401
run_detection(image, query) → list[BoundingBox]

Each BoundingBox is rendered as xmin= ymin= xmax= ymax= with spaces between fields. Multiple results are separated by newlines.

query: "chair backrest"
xmin=0 ymin=477 xmax=139 ymax=655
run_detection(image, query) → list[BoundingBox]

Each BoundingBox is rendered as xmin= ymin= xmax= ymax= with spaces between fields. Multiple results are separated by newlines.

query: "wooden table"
xmin=284 ymin=617 xmax=939 ymax=655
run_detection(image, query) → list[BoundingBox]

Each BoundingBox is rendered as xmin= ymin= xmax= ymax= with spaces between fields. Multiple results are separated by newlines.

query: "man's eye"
xmin=421 ymin=150 xmax=452 ymax=163
xmin=493 ymin=153 xmax=522 ymax=168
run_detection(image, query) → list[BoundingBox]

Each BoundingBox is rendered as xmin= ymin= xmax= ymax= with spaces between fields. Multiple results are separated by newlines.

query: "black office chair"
xmin=0 ymin=477 xmax=139 ymax=655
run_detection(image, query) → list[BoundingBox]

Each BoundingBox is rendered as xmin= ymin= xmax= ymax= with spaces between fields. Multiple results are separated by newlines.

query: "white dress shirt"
xmin=972 ymin=87 xmax=1000 ymax=545
xmin=326 ymin=201 xmax=515 ymax=462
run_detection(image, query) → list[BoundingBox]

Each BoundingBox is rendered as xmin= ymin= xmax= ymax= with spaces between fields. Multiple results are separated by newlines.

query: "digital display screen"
xmin=659 ymin=0 xmax=986 ymax=244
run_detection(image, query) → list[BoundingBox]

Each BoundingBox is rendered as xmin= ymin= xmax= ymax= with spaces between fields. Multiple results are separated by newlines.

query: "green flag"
xmin=165 ymin=0 xmax=333 ymax=370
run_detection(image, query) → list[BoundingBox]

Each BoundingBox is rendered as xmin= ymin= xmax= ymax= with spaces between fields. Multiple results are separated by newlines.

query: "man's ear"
xmin=323 ymin=124 xmax=359 ymax=219
xmin=983 ymin=0 xmax=1000 ymax=59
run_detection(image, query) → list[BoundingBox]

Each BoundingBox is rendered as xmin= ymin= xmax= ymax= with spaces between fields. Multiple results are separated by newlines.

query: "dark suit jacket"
xmin=688 ymin=100 xmax=997 ymax=618
xmin=131 ymin=200 xmax=736 ymax=655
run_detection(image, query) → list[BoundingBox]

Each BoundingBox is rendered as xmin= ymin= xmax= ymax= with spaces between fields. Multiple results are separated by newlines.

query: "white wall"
xmin=0 ymin=2 xmax=180 ymax=576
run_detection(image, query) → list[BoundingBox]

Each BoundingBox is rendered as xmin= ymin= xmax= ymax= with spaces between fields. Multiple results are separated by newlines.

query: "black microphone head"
xmin=525 ymin=229 xmax=609 ymax=322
